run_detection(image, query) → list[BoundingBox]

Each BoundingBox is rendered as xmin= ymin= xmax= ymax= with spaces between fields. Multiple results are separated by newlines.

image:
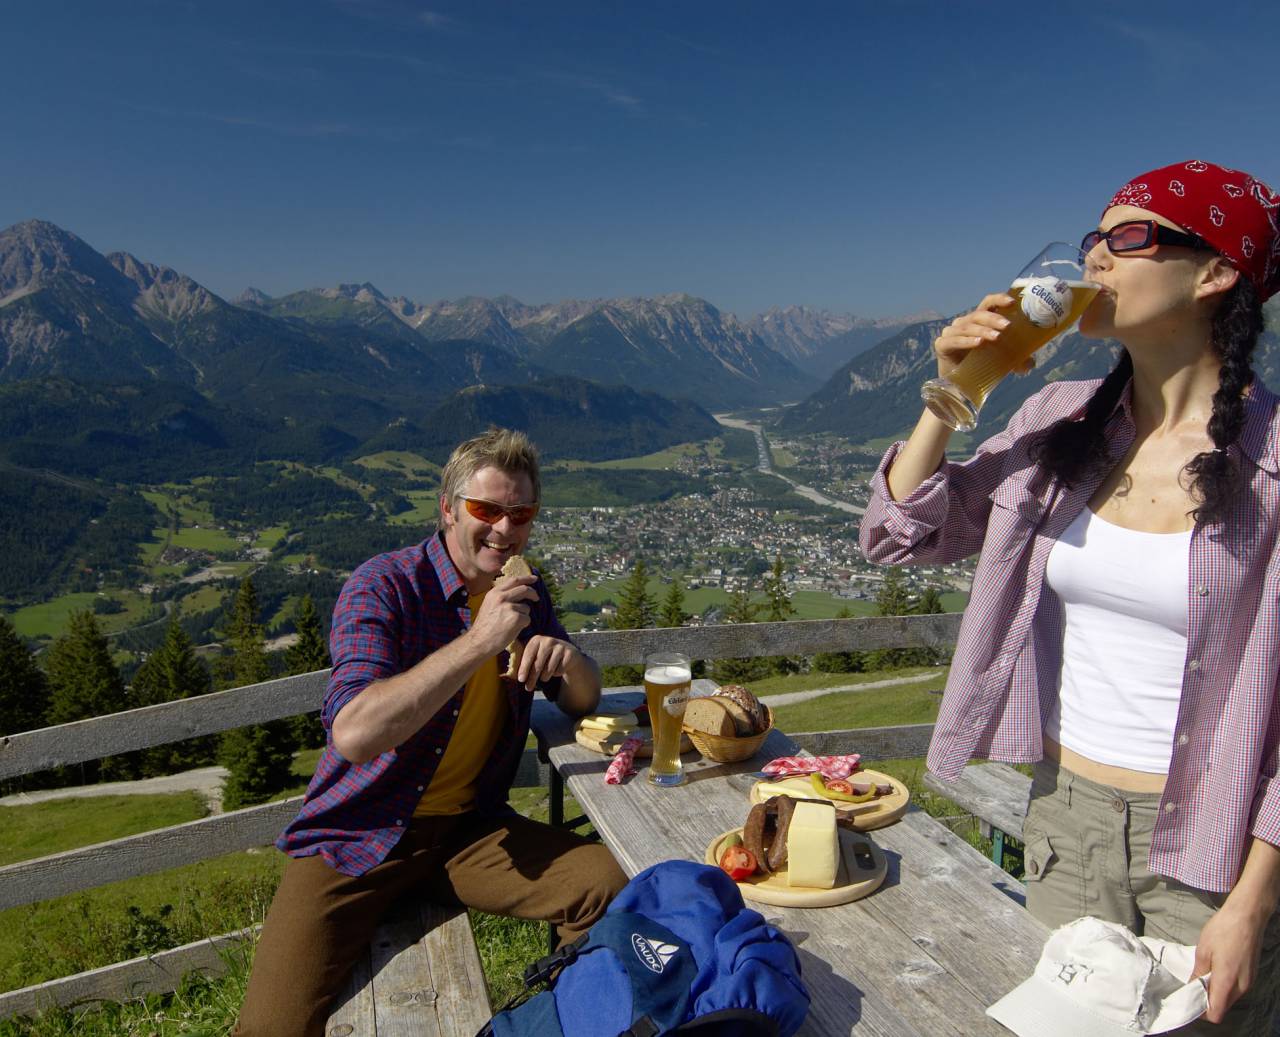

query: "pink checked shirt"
xmin=860 ymin=377 xmax=1280 ymax=892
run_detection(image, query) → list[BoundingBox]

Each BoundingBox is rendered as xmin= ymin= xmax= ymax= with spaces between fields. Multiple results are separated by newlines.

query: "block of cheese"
xmin=578 ymin=713 xmax=638 ymax=734
xmin=785 ymin=800 xmax=839 ymax=889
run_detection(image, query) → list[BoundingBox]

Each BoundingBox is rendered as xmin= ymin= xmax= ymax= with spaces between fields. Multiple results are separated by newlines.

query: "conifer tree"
xmin=658 ymin=578 xmax=688 ymax=628
xmin=713 ymin=588 xmax=770 ymax=684
xmin=611 ymin=559 xmax=657 ymax=630
xmin=219 ymin=577 xmax=297 ymax=809
xmin=285 ymin=595 xmax=330 ymax=749
xmin=132 ymin=619 xmax=214 ymax=774
xmin=0 ymin=615 xmax=49 ymax=735
xmin=602 ymin=559 xmax=657 ymax=686
xmin=44 ymin=610 xmax=131 ymax=780
xmin=868 ymin=567 xmax=914 ymax=670
xmin=45 ymin=611 xmax=128 ymax=725
xmin=762 ymin=554 xmax=799 ymax=675
xmin=813 ymin=605 xmax=867 ymax=674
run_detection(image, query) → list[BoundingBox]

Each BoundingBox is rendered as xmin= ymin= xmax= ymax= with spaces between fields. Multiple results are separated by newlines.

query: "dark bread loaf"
xmin=715 ymin=684 xmax=767 ymax=735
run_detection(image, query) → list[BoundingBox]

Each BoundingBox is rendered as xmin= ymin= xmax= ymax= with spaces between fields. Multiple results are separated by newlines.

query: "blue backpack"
xmin=480 ymin=860 xmax=810 ymax=1037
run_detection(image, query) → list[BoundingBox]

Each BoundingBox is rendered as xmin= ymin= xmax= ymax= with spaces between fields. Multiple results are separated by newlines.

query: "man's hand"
xmin=517 ymin=635 xmax=579 ymax=691
xmin=1193 ymin=900 xmax=1266 ymax=1022
xmin=468 ymin=575 xmax=537 ymax=656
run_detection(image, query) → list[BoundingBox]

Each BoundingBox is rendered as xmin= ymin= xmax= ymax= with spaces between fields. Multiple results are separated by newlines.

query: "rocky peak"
xmin=234 ymin=287 xmax=273 ymax=307
xmin=0 ymin=219 xmax=133 ymax=303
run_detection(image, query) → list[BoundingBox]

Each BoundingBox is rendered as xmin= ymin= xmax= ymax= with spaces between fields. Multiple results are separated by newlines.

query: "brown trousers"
xmin=234 ymin=810 xmax=628 ymax=1037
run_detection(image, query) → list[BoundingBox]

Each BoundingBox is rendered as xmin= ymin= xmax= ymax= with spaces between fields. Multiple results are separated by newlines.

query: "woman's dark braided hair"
xmin=1032 ymin=274 xmax=1264 ymax=525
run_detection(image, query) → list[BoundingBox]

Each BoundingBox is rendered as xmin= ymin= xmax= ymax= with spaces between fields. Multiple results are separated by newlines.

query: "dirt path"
xmin=759 ymin=669 xmax=945 ymax=706
xmin=0 ymin=765 xmax=227 ymax=813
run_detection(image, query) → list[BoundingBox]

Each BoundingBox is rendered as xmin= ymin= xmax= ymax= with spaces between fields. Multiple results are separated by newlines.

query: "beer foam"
xmin=644 ymin=663 xmax=692 ymax=684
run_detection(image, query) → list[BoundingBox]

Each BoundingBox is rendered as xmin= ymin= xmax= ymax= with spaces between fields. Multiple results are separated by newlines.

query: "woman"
xmin=860 ymin=160 xmax=1280 ymax=1033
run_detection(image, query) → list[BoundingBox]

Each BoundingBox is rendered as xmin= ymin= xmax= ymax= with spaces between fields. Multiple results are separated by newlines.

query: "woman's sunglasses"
xmin=460 ymin=496 xmax=540 ymax=525
xmin=1081 ymin=220 xmax=1209 ymax=257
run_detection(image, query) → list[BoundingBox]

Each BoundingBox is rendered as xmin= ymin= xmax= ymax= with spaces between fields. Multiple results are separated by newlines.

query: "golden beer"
xmin=643 ymin=653 xmax=691 ymax=786
xmin=921 ymin=243 xmax=1099 ymax=431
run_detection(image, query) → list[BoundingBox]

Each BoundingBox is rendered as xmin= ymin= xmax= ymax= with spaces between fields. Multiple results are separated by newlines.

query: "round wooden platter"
xmin=704 ymin=827 xmax=887 ymax=907
xmin=573 ymin=723 xmax=692 ymax=759
xmin=747 ymin=769 xmax=910 ymax=832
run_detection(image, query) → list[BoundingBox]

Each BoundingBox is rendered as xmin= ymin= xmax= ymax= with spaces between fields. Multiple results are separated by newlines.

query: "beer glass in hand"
xmin=921 ymin=243 xmax=1099 ymax=431
xmin=644 ymin=651 xmax=691 ymax=787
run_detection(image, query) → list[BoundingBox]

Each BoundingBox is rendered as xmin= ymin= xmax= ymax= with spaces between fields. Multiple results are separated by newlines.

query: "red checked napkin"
xmin=761 ymin=753 xmax=862 ymax=779
xmin=605 ymin=735 xmax=645 ymax=785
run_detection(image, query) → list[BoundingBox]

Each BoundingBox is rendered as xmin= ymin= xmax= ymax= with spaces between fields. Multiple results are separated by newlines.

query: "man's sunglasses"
xmin=1081 ymin=220 xmax=1209 ymax=257
xmin=460 ymin=496 xmax=540 ymax=525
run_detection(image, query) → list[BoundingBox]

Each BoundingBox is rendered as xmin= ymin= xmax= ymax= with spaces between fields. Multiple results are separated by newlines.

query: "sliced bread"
xmin=682 ymin=696 xmax=738 ymax=737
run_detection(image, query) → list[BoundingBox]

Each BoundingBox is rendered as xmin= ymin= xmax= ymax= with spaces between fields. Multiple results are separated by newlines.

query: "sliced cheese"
xmin=785 ymin=800 xmax=839 ymax=889
xmin=578 ymin=713 xmax=638 ymax=734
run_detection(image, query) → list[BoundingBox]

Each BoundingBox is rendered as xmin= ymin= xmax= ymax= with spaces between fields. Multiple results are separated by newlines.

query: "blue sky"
xmin=3 ymin=1 xmax=1277 ymax=318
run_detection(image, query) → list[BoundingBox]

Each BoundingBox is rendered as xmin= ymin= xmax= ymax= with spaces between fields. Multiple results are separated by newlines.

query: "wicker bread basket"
xmin=684 ymin=704 xmax=774 ymax=763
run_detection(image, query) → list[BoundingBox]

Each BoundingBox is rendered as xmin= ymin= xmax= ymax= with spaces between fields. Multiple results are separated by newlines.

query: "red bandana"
xmin=1106 ymin=160 xmax=1280 ymax=301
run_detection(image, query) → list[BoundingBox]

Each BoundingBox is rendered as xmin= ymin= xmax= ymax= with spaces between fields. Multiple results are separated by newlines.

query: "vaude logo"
xmin=631 ymin=933 xmax=680 ymax=974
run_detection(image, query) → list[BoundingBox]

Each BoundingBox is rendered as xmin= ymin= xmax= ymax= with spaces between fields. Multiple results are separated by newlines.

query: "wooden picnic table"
xmin=530 ymin=687 xmax=1048 ymax=1037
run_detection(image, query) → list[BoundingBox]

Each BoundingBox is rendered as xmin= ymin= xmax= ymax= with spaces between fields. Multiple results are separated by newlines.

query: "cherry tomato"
xmin=719 ymin=844 xmax=758 ymax=881
xmin=824 ymin=779 xmax=854 ymax=796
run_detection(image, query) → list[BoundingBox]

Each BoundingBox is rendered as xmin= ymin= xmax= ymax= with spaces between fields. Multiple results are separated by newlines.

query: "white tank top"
xmin=1043 ymin=507 xmax=1191 ymax=774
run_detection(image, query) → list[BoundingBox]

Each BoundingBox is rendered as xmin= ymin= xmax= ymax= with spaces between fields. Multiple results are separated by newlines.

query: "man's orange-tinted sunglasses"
xmin=460 ymin=496 xmax=540 ymax=525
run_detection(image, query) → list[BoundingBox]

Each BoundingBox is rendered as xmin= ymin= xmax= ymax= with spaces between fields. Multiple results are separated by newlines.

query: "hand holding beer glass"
xmin=921 ymin=243 xmax=1100 ymax=431
xmin=644 ymin=651 xmax=691 ymax=786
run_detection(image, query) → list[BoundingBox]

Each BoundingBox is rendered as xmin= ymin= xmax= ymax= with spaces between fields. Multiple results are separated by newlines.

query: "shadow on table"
xmin=789 ymin=937 xmax=865 ymax=1033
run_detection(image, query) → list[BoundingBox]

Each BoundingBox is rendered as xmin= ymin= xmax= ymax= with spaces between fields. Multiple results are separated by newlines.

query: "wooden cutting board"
xmin=573 ymin=723 xmax=692 ymax=759
xmin=747 ymin=769 xmax=910 ymax=831
xmin=704 ymin=826 xmax=887 ymax=907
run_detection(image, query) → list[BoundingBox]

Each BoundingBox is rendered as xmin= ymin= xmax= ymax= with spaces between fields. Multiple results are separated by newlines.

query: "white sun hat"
xmin=987 ymin=916 xmax=1209 ymax=1036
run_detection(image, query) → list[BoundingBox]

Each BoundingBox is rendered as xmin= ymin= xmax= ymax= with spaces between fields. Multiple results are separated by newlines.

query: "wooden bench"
xmin=923 ymin=762 xmax=1031 ymax=869
xmin=325 ymin=895 xmax=490 ymax=1037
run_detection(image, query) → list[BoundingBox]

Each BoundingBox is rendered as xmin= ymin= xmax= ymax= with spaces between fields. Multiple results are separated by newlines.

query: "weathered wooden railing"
xmin=0 ymin=612 xmax=960 ymax=1020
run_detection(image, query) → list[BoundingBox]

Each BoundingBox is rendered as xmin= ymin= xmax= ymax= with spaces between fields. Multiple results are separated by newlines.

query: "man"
xmin=235 ymin=428 xmax=628 ymax=1037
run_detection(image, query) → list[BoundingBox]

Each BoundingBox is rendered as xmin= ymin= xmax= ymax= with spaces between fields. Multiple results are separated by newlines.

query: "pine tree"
xmin=285 ymin=595 xmax=330 ymax=749
xmin=611 ymin=559 xmax=657 ymax=630
xmin=222 ymin=577 xmax=272 ymax=689
xmin=44 ymin=610 xmax=131 ymax=780
xmin=761 ymin=554 xmax=799 ymax=675
xmin=132 ymin=619 xmax=214 ymax=775
xmin=218 ymin=577 xmax=297 ymax=809
xmin=868 ymin=568 xmax=914 ymax=670
xmin=285 ymin=595 xmax=329 ymax=674
xmin=0 ymin=615 xmax=49 ymax=735
xmin=659 ymin=578 xmax=688 ymax=628
xmin=813 ymin=605 xmax=867 ymax=674
xmin=603 ymin=559 xmax=658 ymax=686
xmin=762 ymin=555 xmax=796 ymax=622
xmin=713 ymin=588 xmax=770 ymax=684
xmin=908 ymin=585 xmax=948 ymax=666
xmin=45 ymin=611 xmax=127 ymax=725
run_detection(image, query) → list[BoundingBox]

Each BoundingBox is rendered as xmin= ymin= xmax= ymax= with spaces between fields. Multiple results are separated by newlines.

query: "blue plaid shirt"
xmin=278 ymin=532 xmax=569 ymax=876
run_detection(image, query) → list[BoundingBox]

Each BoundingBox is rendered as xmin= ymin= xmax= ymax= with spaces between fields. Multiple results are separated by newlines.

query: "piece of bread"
xmin=713 ymin=695 xmax=756 ymax=737
xmin=715 ymin=684 xmax=767 ymax=735
xmin=497 ymin=555 xmax=533 ymax=678
xmin=683 ymin=696 xmax=738 ymax=737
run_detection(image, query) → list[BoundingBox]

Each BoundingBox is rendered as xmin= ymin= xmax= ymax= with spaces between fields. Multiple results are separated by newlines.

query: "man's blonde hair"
xmin=439 ymin=427 xmax=541 ymax=518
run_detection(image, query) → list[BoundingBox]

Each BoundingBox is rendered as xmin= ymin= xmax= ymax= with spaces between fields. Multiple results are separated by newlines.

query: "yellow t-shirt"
xmin=414 ymin=593 xmax=508 ymax=817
